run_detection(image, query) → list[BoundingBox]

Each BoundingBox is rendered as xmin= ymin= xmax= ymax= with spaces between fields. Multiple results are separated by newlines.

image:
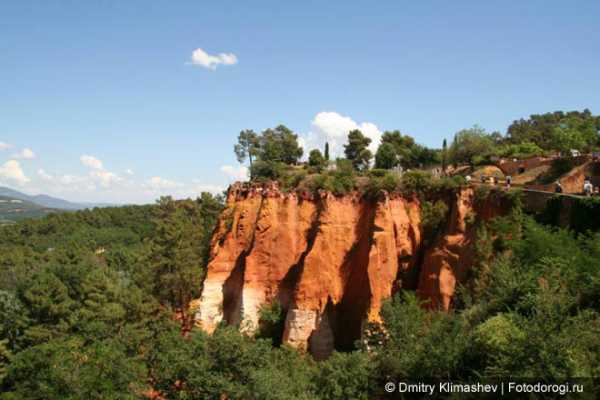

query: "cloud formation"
xmin=37 ymin=169 xmax=53 ymax=181
xmin=80 ymin=155 xmax=104 ymax=170
xmin=189 ymin=48 xmax=238 ymax=70
xmin=0 ymin=142 xmax=11 ymax=151
xmin=0 ymin=160 xmax=30 ymax=186
xmin=220 ymin=165 xmax=248 ymax=181
xmin=300 ymin=112 xmax=382 ymax=158
xmin=13 ymin=148 xmax=35 ymax=159
xmin=144 ymin=176 xmax=182 ymax=191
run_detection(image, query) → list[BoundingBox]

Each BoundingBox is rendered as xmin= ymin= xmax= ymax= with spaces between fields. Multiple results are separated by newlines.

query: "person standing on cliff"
xmin=583 ymin=179 xmax=593 ymax=196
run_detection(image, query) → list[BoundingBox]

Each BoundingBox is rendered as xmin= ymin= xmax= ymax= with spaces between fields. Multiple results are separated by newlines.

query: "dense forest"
xmin=1 ymin=110 xmax=600 ymax=399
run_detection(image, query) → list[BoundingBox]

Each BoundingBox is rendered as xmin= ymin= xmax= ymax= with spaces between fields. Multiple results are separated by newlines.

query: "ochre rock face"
xmin=240 ymin=192 xmax=317 ymax=332
xmin=195 ymin=183 xmax=505 ymax=357
xmin=417 ymin=188 xmax=508 ymax=310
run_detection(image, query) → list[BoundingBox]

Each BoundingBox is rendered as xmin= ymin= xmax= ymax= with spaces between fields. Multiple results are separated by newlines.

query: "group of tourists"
xmin=554 ymin=178 xmax=599 ymax=196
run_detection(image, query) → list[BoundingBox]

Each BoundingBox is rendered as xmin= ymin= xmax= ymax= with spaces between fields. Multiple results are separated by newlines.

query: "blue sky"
xmin=1 ymin=1 xmax=599 ymax=203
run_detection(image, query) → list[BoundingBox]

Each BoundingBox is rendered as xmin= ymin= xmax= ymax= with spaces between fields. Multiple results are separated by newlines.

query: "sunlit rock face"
xmin=195 ymin=182 xmax=507 ymax=358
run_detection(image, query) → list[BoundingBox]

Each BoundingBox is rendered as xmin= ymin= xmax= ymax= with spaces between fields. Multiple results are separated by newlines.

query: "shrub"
xmin=365 ymin=172 xmax=401 ymax=196
xmin=421 ymin=200 xmax=449 ymax=245
xmin=400 ymin=170 xmax=434 ymax=194
xmin=256 ymin=302 xmax=286 ymax=346
xmin=250 ymin=160 xmax=287 ymax=181
xmin=278 ymin=169 xmax=307 ymax=192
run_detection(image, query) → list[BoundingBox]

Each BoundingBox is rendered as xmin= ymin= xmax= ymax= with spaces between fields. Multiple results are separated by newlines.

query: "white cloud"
xmin=301 ymin=112 xmax=382 ymax=158
xmin=37 ymin=169 xmax=53 ymax=181
xmin=189 ymin=48 xmax=238 ymax=70
xmin=125 ymin=169 xmax=134 ymax=176
xmin=13 ymin=148 xmax=36 ymax=159
xmin=90 ymin=170 xmax=122 ymax=188
xmin=78 ymin=154 xmax=123 ymax=188
xmin=220 ymin=165 xmax=248 ymax=181
xmin=144 ymin=176 xmax=182 ymax=191
xmin=0 ymin=142 xmax=11 ymax=151
xmin=80 ymin=155 xmax=104 ymax=170
xmin=0 ymin=160 xmax=30 ymax=186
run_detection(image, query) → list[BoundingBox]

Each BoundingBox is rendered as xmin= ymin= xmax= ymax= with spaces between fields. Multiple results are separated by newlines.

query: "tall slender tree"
xmin=442 ymin=138 xmax=448 ymax=172
xmin=324 ymin=142 xmax=330 ymax=161
xmin=234 ymin=130 xmax=259 ymax=178
xmin=344 ymin=130 xmax=372 ymax=171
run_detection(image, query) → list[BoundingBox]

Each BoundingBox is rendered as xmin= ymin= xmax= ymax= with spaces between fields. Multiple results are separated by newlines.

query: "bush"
xmin=250 ymin=160 xmax=287 ymax=181
xmin=421 ymin=200 xmax=449 ymax=245
xmin=256 ymin=302 xmax=286 ymax=346
xmin=278 ymin=169 xmax=307 ymax=192
xmin=400 ymin=170 xmax=434 ymax=194
xmin=365 ymin=172 xmax=401 ymax=196
xmin=497 ymin=142 xmax=544 ymax=159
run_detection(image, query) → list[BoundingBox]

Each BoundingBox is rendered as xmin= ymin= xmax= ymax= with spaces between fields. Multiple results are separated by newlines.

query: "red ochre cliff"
xmin=194 ymin=182 xmax=508 ymax=359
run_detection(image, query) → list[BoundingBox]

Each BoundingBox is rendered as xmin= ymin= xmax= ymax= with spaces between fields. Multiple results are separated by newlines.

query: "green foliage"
xmin=0 ymin=196 xmax=222 ymax=398
xmin=308 ymin=149 xmax=326 ymax=172
xmin=421 ymin=200 xmax=449 ymax=245
xmin=0 ymin=339 xmax=10 ymax=386
xmin=308 ymin=159 xmax=356 ymax=196
xmin=538 ymin=195 xmax=600 ymax=233
xmin=234 ymin=129 xmax=260 ymax=174
xmin=256 ymin=301 xmax=286 ymax=345
xmin=344 ymin=130 xmax=372 ymax=171
xmin=149 ymin=195 xmax=222 ymax=328
xmin=236 ymin=125 xmax=303 ymax=180
xmin=3 ymin=337 xmax=146 ymax=399
xmin=497 ymin=141 xmax=544 ymax=159
xmin=449 ymin=125 xmax=496 ymax=166
xmin=278 ymin=169 xmax=308 ymax=192
xmin=315 ymin=352 xmax=374 ymax=400
xmin=374 ymin=292 xmax=469 ymax=379
xmin=374 ymin=142 xmax=397 ymax=169
xmin=258 ymin=125 xmax=304 ymax=164
xmin=507 ymin=109 xmax=600 ymax=151
xmin=400 ymin=170 xmax=434 ymax=193
xmin=365 ymin=171 xmax=401 ymax=195
xmin=378 ymin=130 xmax=440 ymax=169
xmin=250 ymin=160 xmax=287 ymax=181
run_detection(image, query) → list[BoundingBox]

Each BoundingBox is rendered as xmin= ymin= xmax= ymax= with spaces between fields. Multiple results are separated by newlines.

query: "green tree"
xmin=0 ymin=338 xmax=10 ymax=385
xmin=374 ymin=142 xmax=397 ymax=169
xmin=308 ymin=149 xmax=326 ymax=172
xmin=234 ymin=130 xmax=259 ymax=177
xmin=344 ymin=130 xmax=372 ymax=171
xmin=507 ymin=109 xmax=600 ymax=150
xmin=449 ymin=125 xmax=495 ymax=166
xmin=324 ymin=142 xmax=330 ymax=161
xmin=149 ymin=197 xmax=207 ymax=329
xmin=20 ymin=272 xmax=74 ymax=345
xmin=258 ymin=125 xmax=303 ymax=164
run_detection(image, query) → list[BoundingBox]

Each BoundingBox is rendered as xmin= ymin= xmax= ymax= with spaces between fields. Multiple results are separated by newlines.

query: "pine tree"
xmin=149 ymin=197 xmax=206 ymax=330
xmin=324 ymin=142 xmax=330 ymax=161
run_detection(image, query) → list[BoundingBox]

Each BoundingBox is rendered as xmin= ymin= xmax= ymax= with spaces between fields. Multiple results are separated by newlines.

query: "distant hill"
xmin=0 ymin=195 xmax=60 ymax=225
xmin=0 ymin=186 xmax=115 ymax=210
